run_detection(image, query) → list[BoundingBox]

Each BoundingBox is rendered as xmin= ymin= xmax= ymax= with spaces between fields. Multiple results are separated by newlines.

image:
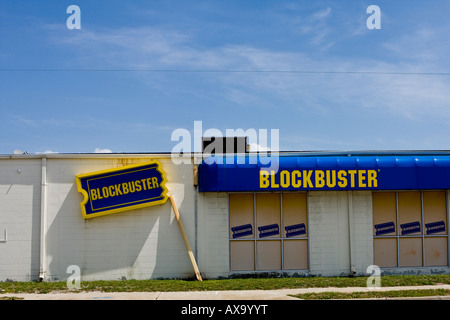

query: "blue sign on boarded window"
xmin=231 ymin=224 xmax=253 ymax=238
xmin=285 ymin=223 xmax=306 ymax=237
xmin=425 ymin=221 xmax=446 ymax=234
xmin=258 ymin=224 xmax=279 ymax=238
xmin=400 ymin=221 xmax=421 ymax=235
xmin=374 ymin=221 xmax=395 ymax=236
xmin=76 ymin=161 xmax=168 ymax=219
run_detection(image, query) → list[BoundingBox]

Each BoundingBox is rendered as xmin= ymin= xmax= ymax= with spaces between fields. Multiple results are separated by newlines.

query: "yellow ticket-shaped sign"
xmin=76 ymin=161 xmax=168 ymax=219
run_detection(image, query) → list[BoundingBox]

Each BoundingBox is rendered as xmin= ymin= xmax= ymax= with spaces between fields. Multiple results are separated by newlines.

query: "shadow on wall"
xmin=46 ymin=170 xmax=194 ymax=281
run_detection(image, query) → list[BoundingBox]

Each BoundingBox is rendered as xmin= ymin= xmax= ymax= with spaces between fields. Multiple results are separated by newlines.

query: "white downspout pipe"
xmin=348 ymin=191 xmax=356 ymax=276
xmin=39 ymin=157 xmax=48 ymax=281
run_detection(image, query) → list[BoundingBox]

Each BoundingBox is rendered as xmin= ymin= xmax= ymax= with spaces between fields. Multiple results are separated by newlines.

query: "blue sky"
xmin=1 ymin=0 xmax=450 ymax=154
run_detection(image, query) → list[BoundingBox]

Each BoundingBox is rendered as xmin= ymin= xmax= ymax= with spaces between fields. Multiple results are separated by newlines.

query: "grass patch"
xmin=0 ymin=274 xmax=450 ymax=294
xmin=291 ymin=289 xmax=450 ymax=300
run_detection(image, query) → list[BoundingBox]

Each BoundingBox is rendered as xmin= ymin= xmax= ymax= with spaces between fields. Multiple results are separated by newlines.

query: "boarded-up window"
xmin=282 ymin=193 xmax=308 ymax=270
xmin=257 ymin=240 xmax=281 ymax=270
xmin=374 ymin=238 xmax=397 ymax=268
xmin=256 ymin=193 xmax=280 ymax=239
xmin=424 ymin=191 xmax=448 ymax=266
xmin=230 ymin=240 xmax=254 ymax=271
xmin=229 ymin=193 xmax=254 ymax=240
xmin=373 ymin=191 xmax=448 ymax=268
xmin=229 ymin=193 xmax=308 ymax=271
xmin=283 ymin=240 xmax=308 ymax=270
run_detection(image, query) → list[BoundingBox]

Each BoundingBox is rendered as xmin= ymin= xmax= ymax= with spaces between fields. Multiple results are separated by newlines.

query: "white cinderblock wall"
xmin=308 ymin=191 xmax=373 ymax=277
xmin=0 ymin=156 xmax=205 ymax=281
xmin=197 ymin=192 xmax=230 ymax=279
xmin=308 ymin=191 xmax=350 ymax=276
xmin=0 ymin=159 xmax=42 ymax=281
xmin=351 ymin=191 xmax=374 ymax=275
xmin=45 ymin=157 xmax=198 ymax=281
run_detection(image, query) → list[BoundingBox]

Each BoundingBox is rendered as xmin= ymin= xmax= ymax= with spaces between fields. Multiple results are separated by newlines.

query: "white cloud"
xmin=382 ymin=27 xmax=446 ymax=65
xmin=249 ymin=143 xmax=273 ymax=152
xmin=94 ymin=148 xmax=112 ymax=153
xmin=54 ymin=27 xmax=190 ymax=70
xmin=34 ymin=150 xmax=58 ymax=154
xmin=51 ymin=21 xmax=450 ymax=122
xmin=292 ymin=7 xmax=334 ymax=50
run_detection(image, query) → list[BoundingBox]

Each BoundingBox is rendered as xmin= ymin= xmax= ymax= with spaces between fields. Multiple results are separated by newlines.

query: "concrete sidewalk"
xmin=3 ymin=284 xmax=450 ymax=300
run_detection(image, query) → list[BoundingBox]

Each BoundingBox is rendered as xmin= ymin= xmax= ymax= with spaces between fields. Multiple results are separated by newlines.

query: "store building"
xmin=1 ymin=150 xmax=450 ymax=282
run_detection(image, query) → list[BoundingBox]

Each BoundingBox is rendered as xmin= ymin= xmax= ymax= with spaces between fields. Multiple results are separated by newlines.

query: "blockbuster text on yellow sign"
xmin=76 ymin=160 xmax=168 ymax=219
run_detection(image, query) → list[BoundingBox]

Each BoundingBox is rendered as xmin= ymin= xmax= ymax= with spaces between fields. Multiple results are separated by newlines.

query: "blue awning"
xmin=198 ymin=154 xmax=450 ymax=192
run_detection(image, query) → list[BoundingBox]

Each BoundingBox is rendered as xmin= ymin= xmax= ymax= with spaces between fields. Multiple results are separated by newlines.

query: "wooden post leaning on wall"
xmin=169 ymin=195 xmax=202 ymax=281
